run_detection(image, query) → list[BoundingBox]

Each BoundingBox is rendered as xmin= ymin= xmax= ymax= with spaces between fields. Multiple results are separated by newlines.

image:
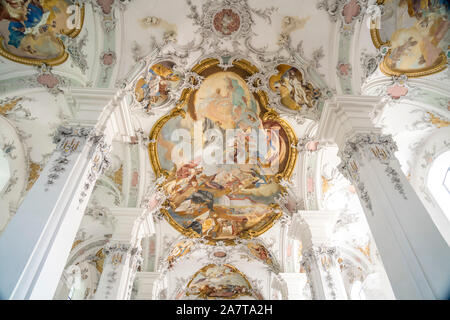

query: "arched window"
xmin=426 ymin=151 xmax=450 ymax=220
xmin=0 ymin=149 xmax=10 ymax=193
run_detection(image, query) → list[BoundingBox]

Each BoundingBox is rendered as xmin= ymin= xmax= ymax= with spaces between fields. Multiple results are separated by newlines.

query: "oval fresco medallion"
xmin=370 ymin=0 xmax=449 ymax=77
xmin=186 ymin=264 xmax=254 ymax=299
xmin=269 ymin=64 xmax=321 ymax=111
xmin=247 ymin=241 xmax=279 ymax=271
xmin=149 ymin=59 xmax=297 ymax=242
xmin=0 ymin=0 xmax=84 ymax=66
xmin=167 ymin=239 xmax=193 ymax=268
xmin=213 ymin=8 xmax=241 ymax=36
xmin=134 ymin=61 xmax=180 ymax=111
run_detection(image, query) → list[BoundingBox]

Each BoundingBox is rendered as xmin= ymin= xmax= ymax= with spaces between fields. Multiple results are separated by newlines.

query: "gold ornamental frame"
xmin=185 ymin=264 xmax=255 ymax=300
xmin=370 ymin=0 xmax=448 ymax=78
xmin=149 ymin=58 xmax=298 ymax=179
xmin=148 ymin=58 xmax=298 ymax=242
xmin=0 ymin=4 xmax=85 ymax=67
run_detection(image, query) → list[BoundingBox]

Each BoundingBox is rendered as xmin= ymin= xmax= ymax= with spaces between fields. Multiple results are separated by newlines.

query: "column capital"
xmin=337 ymin=133 xmax=399 ymax=182
xmin=289 ymin=211 xmax=338 ymax=248
xmin=301 ymin=246 xmax=338 ymax=264
xmin=103 ymin=242 xmax=143 ymax=267
xmin=317 ymin=95 xmax=384 ymax=149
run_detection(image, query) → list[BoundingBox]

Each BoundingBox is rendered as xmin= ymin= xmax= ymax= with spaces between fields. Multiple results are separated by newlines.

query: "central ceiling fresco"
xmin=149 ymin=58 xmax=298 ymax=242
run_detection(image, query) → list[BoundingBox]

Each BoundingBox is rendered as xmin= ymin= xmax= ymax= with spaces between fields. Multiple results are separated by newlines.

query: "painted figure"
xmin=157 ymin=71 xmax=290 ymax=241
xmin=269 ymin=65 xmax=321 ymax=110
xmin=135 ymin=61 xmax=179 ymax=110
xmin=0 ymin=0 xmax=83 ymax=64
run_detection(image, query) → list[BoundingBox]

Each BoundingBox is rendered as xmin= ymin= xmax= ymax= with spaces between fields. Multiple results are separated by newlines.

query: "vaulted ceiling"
xmin=0 ymin=0 xmax=448 ymax=300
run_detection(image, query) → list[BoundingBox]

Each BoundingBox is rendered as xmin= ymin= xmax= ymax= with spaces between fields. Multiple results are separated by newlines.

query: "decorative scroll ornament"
xmin=90 ymin=0 xmax=134 ymax=33
xmin=35 ymin=64 xmax=70 ymax=96
xmin=122 ymin=0 xmax=331 ymax=123
xmin=187 ymin=0 xmax=274 ymax=44
xmin=45 ymin=126 xmax=92 ymax=190
xmin=78 ymin=130 xmax=112 ymax=206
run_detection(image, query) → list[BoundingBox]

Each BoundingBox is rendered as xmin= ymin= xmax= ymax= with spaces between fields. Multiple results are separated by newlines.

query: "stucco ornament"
xmin=317 ymin=0 xmax=369 ymax=34
xmin=338 ymin=133 xmax=408 ymax=214
xmin=121 ymin=0 xmax=331 ymax=127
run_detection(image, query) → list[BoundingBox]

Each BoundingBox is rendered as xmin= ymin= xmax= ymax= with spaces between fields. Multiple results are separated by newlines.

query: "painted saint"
xmin=269 ymin=64 xmax=321 ymax=110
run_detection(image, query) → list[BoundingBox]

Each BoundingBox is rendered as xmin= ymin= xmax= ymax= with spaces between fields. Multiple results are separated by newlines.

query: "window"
xmin=427 ymin=151 xmax=450 ymax=220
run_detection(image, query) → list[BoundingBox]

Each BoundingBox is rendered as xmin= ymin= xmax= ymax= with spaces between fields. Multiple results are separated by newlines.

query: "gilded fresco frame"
xmin=185 ymin=264 xmax=254 ymax=300
xmin=148 ymin=58 xmax=297 ymax=242
xmin=370 ymin=0 xmax=448 ymax=78
xmin=149 ymin=58 xmax=298 ymax=179
xmin=0 ymin=4 xmax=85 ymax=66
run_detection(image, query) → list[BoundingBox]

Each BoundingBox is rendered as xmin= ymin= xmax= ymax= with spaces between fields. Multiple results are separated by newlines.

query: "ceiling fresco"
xmin=167 ymin=238 xmax=193 ymax=269
xmin=269 ymin=64 xmax=322 ymax=111
xmin=370 ymin=0 xmax=449 ymax=77
xmin=246 ymin=241 xmax=279 ymax=271
xmin=0 ymin=0 xmax=84 ymax=66
xmin=185 ymin=264 xmax=255 ymax=299
xmin=134 ymin=61 xmax=180 ymax=111
xmin=149 ymin=58 xmax=298 ymax=242
xmin=165 ymin=237 xmax=280 ymax=273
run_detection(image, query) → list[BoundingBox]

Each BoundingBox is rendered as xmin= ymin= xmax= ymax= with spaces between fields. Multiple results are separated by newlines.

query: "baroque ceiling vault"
xmin=0 ymin=0 xmax=448 ymax=300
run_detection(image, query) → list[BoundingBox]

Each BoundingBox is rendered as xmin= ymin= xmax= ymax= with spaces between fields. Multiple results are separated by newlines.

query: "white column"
xmin=94 ymin=242 xmax=142 ymax=300
xmin=94 ymin=207 xmax=154 ymax=300
xmin=291 ymin=210 xmax=348 ymax=300
xmin=278 ymin=273 xmax=308 ymax=300
xmin=318 ymin=95 xmax=450 ymax=299
xmin=0 ymin=127 xmax=111 ymax=299
xmin=134 ymin=272 xmax=162 ymax=300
